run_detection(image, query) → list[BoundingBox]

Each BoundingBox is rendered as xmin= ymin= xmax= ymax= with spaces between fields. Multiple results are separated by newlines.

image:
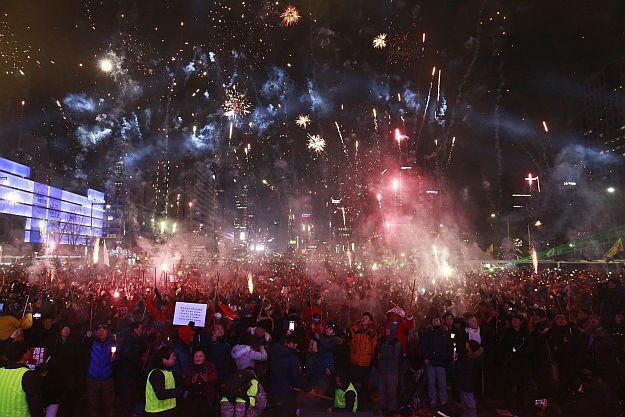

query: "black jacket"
xmin=269 ymin=343 xmax=310 ymax=400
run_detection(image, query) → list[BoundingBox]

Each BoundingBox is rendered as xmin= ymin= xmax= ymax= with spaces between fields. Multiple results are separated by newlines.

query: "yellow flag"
xmin=605 ymin=238 xmax=624 ymax=259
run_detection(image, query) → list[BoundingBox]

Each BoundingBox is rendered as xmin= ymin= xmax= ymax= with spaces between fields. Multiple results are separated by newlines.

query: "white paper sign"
xmin=173 ymin=302 xmax=208 ymax=327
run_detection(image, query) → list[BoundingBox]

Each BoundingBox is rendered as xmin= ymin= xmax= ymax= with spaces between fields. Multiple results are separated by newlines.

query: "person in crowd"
xmin=420 ymin=316 xmax=453 ymax=410
xmin=375 ymin=319 xmax=403 ymax=414
xmin=145 ymin=346 xmax=180 ymax=416
xmin=499 ymin=314 xmax=529 ymax=412
xmin=231 ymin=333 xmax=268 ymax=371
xmin=0 ymin=341 xmax=44 ymax=417
xmin=333 ymin=370 xmax=358 ymax=412
xmin=0 ymin=304 xmax=33 ymax=342
xmin=183 ymin=346 xmax=218 ymax=416
xmin=220 ymin=369 xmax=267 ymax=417
xmin=451 ymin=340 xmax=483 ymax=417
xmin=115 ymin=321 xmax=145 ymax=417
xmin=29 ymin=315 xmax=57 ymax=349
xmin=85 ymin=323 xmax=116 ymax=417
xmin=269 ymin=334 xmax=311 ymax=417
xmin=44 ymin=323 xmax=81 ymax=417
xmin=347 ymin=312 xmax=377 ymax=404
xmin=202 ymin=322 xmax=234 ymax=384
xmin=309 ymin=321 xmax=341 ymax=392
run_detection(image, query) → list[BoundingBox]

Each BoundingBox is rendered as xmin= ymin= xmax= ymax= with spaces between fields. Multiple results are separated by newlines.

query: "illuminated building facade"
xmin=0 ymin=157 xmax=104 ymax=246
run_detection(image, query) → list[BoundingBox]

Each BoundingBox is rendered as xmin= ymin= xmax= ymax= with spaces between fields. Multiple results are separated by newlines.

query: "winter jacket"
xmin=269 ymin=343 xmax=310 ymax=399
xmin=376 ymin=336 xmax=403 ymax=372
xmin=451 ymin=346 xmax=483 ymax=393
xmin=349 ymin=323 xmax=378 ymax=367
xmin=231 ymin=345 xmax=268 ymax=370
xmin=380 ymin=316 xmax=414 ymax=354
xmin=419 ymin=327 xmax=453 ymax=368
xmin=203 ymin=337 xmax=234 ymax=384
xmin=0 ymin=313 xmax=33 ymax=341
xmin=86 ymin=336 xmax=115 ymax=380
xmin=183 ymin=361 xmax=218 ymax=403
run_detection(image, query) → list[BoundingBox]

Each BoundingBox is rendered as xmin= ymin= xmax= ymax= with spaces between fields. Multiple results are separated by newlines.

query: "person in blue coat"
xmin=270 ymin=334 xmax=311 ymax=417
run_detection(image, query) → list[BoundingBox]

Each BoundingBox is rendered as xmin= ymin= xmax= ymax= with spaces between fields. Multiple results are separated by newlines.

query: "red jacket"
xmin=381 ymin=316 xmax=414 ymax=354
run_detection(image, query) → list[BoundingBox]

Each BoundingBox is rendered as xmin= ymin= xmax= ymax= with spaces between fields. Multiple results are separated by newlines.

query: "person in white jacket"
xmin=231 ymin=333 xmax=268 ymax=371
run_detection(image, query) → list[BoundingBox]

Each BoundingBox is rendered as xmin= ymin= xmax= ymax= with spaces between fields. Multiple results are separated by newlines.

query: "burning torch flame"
xmin=247 ymin=273 xmax=254 ymax=294
xmin=531 ymin=248 xmax=538 ymax=274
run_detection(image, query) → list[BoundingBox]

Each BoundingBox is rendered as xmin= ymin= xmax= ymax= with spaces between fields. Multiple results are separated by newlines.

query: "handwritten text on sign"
xmin=173 ymin=302 xmax=208 ymax=327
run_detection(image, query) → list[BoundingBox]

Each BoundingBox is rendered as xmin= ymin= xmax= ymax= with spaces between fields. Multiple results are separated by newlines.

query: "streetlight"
xmin=607 ymin=187 xmax=615 ymax=194
xmin=490 ymin=213 xmax=496 ymax=218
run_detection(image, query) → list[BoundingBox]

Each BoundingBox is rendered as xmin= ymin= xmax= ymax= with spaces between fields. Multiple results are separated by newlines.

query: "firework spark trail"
xmin=334 ymin=121 xmax=347 ymax=156
xmin=446 ymin=136 xmax=457 ymax=168
xmin=415 ymin=67 xmax=437 ymax=153
xmin=445 ymin=0 xmax=489 ymax=142
xmin=372 ymin=108 xmax=378 ymax=131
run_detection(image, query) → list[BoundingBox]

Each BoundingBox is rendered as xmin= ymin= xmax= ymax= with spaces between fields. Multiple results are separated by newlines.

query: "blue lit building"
xmin=0 ymin=157 xmax=105 ymax=246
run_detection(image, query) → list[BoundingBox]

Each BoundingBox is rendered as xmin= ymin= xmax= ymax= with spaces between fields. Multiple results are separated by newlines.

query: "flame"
xmin=531 ymin=248 xmax=539 ymax=274
xmin=93 ymin=237 xmax=100 ymax=264
xmin=247 ymin=273 xmax=254 ymax=294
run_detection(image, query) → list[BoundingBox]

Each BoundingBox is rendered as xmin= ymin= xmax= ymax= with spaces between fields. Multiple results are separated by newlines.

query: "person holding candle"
xmin=84 ymin=323 xmax=117 ymax=417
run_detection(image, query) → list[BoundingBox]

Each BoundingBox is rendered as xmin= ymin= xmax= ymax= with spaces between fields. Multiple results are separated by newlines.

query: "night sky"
xmin=1 ymin=0 xmax=624 ymax=244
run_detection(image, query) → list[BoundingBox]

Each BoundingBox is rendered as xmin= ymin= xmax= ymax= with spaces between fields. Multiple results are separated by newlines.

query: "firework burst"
xmin=281 ymin=5 xmax=301 ymax=27
xmin=307 ymin=134 xmax=326 ymax=154
xmin=295 ymin=114 xmax=311 ymax=128
xmin=373 ymin=33 xmax=387 ymax=49
xmin=223 ymin=86 xmax=251 ymax=119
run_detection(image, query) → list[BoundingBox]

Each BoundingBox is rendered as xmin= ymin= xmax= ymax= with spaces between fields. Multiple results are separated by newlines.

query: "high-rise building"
xmin=233 ymin=183 xmax=249 ymax=243
xmin=583 ymin=60 xmax=625 ymax=158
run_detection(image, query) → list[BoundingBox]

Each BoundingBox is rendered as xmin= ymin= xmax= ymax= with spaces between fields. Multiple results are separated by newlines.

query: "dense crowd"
xmin=0 ymin=261 xmax=624 ymax=417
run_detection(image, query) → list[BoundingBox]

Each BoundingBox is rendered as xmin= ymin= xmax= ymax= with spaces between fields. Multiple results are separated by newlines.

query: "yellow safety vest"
xmin=0 ymin=367 xmax=31 ymax=417
xmin=334 ymin=382 xmax=358 ymax=412
xmin=145 ymin=369 xmax=176 ymax=413
xmin=220 ymin=378 xmax=259 ymax=407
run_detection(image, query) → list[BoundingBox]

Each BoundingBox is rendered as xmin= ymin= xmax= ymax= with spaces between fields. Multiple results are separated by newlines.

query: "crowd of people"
xmin=0 ymin=260 xmax=624 ymax=417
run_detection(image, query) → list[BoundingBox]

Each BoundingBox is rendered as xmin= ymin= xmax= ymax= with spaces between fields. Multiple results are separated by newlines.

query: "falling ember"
xmin=373 ymin=33 xmax=387 ymax=49
xmin=397 ymin=92 xmax=401 ymax=102
xmin=307 ymin=134 xmax=326 ymax=154
xmin=542 ymin=121 xmax=549 ymax=133
xmin=422 ymin=33 xmax=426 ymax=43
xmin=192 ymin=125 xmax=197 ymax=135
xmin=281 ymin=5 xmax=301 ymax=26
xmin=247 ymin=273 xmax=254 ymax=294
xmin=531 ymin=248 xmax=539 ymax=273
xmin=113 ymin=290 xmax=120 ymax=298
xmin=229 ymin=122 xmax=233 ymax=140
xmin=295 ymin=114 xmax=311 ymax=128
xmin=432 ymin=66 xmax=436 ymax=76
